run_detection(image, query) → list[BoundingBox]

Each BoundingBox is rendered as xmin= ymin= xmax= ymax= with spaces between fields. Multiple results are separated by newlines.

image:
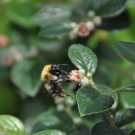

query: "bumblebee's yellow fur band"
xmin=41 ymin=64 xmax=51 ymax=81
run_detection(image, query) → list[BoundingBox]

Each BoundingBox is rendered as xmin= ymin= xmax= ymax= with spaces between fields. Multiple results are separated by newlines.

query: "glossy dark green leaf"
xmin=115 ymin=109 xmax=135 ymax=127
xmin=116 ymin=41 xmax=135 ymax=64
xmin=32 ymin=3 xmax=72 ymax=26
xmin=0 ymin=115 xmax=26 ymax=135
xmin=31 ymin=109 xmax=74 ymax=134
xmin=33 ymin=130 xmax=66 ymax=135
xmin=39 ymin=21 xmax=72 ymax=38
xmin=11 ymin=58 xmax=43 ymax=97
xmin=76 ymin=86 xmax=114 ymax=116
xmin=68 ymin=44 xmax=97 ymax=74
xmin=91 ymin=122 xmax=126 ymax=135
xmin=83 ymin=0 xmax=127 ymax=17
xmin=97 ymin=85 xmax=118 ymax=110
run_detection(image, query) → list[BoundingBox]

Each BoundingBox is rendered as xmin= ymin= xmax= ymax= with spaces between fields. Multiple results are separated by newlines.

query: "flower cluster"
xmin=69 ymin=11 xmax=102 ymax=39
xmin=68 ymin=69 xmax=93 ymax=86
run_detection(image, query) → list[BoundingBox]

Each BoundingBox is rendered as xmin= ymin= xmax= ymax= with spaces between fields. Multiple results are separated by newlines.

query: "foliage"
xmin=1 ymin=0 xmax=135 ymax=135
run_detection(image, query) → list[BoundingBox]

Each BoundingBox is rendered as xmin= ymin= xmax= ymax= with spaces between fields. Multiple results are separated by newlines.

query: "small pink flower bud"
xmin=2 ymin=54 xmax=14 ymax=66
xmin=68 ymin=70 xmax=81 ymax=82
xmin=78 ymin=23 xmax=90 ymax=37
xmin=0 ymin=35 xmax=10 ymax=48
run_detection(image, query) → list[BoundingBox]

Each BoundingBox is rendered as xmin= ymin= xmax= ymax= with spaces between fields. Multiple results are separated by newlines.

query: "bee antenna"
xmin=58 ymin=64 xmax=68 ymax=66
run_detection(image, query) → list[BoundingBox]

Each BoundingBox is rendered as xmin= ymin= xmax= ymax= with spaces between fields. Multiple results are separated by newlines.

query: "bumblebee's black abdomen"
xmin=47 ymin=81 xmax=66 ymax=97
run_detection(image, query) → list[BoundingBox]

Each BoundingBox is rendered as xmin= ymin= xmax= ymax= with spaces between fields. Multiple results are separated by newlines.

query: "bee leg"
xmin=59 ymin=91 xmax=66 ymax=97
xmin=53 ymin=79 xmax=64 ymax=83
xmin=65 ymin=78 xmax=71 ymax=82
xmin=66 ymin=93 xmax=71 ymax=96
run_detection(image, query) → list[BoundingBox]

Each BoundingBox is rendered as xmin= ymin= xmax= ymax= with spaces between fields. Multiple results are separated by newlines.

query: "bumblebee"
xmin=41 ymin=64 xmax=69 ymax=97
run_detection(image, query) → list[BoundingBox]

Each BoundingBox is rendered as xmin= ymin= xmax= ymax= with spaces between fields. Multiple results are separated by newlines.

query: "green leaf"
xmin=0 ymin=115 xmax=26 ymax=135
xmin=11 ymin=58 xmax=43 ymax=97
xmin=39 ymin=21 xmax=71 ymax=38
xmin=97 ymin=85 xmax=118 ymax=110
xmin=6 ymin=3 xmax=35 ymax=28
xmin=76 ymin=86 xmax=114 ymax=116
xmin=32 ymin=3 xmax=73 ymax=38
xmin=120 ymin=92 xmax=135 ymax=108
xmin=33 ymin=130 xmax=66 ymax=135
xmin=115 ymin=109 xmax=135 ymax=127
xmin=32 ymin=3 xmax=72 ymax=26
xmin=30 ymin=38 xmax=62 ymax=52
xmin=31 ymin=109 xmax=74 ymax=134
xmin=19 ymin=97 xmax=54 ymax=135
xmin=116 ymin=41 xmax=135 ymax=64
xmin=83 ymin=0 xmax=127 ymax=17
xmin=91 ymin=122 xmax=126 ymax=135
xmin=68 ymin=44 xmax=97 ymax=74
